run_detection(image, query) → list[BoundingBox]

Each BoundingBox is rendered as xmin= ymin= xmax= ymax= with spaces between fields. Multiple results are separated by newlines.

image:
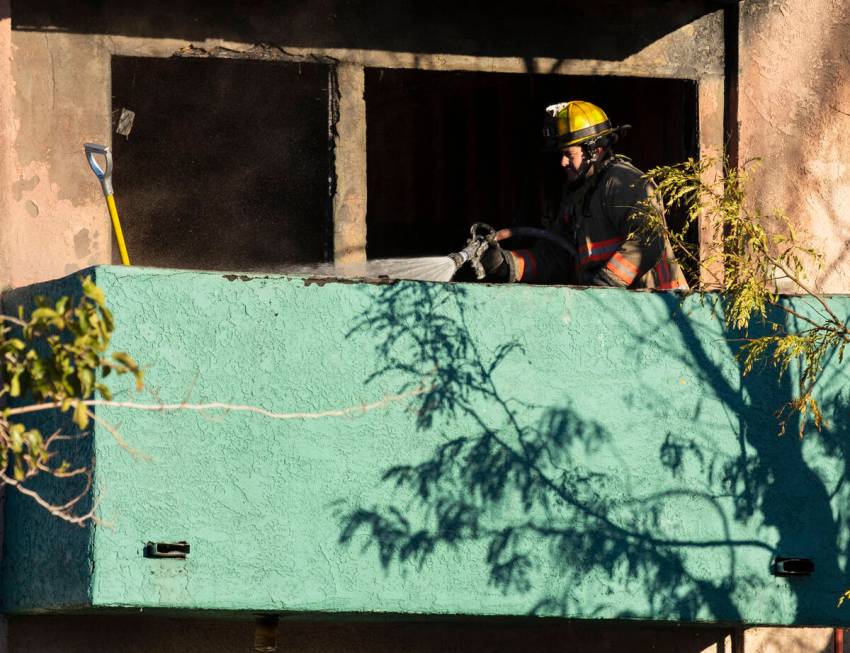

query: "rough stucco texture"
xmin=3 ymin=267 xmax=850 ymax=627
xmin=4 ymin=30 xmax=113 ymax=288
xmin=740 ymin=0 xmax=850 ymax=293
xmin=0 ymin=2 xmax=13 ymax=290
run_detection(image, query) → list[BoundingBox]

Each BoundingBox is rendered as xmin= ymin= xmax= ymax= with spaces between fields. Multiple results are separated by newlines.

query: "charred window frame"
xmin=110 ymin=55 xmax=334 ymax=272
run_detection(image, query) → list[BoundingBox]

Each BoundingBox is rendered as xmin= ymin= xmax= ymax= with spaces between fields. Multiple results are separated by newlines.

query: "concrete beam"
xmin=107 ymin=36 xmax=721 ymax=80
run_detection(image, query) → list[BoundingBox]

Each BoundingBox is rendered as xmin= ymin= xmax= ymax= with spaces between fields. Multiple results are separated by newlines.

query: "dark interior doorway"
xmin=365 ymin=69 xmax=699 ymax=280
xmin=111 ymin=56 xmax=331 ymax=272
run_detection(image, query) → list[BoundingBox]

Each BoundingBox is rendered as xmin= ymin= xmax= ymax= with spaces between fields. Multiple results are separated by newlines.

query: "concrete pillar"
xmin=333 ymin=63 xmax=368 ymax=264
xmin=697 ymin=74 xmax=725 ymax=289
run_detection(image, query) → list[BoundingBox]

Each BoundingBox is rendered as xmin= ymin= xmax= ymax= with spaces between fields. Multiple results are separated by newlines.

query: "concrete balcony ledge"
xmin=2 ymin=265 xmax=849 ymax=625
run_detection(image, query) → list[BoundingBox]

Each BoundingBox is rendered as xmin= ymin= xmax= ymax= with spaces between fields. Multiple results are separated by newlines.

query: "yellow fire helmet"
xmin=545 ymin=100 xmax=616 ymax=149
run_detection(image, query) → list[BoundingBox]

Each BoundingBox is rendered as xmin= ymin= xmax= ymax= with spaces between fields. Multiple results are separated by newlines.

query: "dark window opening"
xmin=111 ymin=56 xmax=331 ymax=272
xmin=365 ymin=69 xmax=699 ymax=284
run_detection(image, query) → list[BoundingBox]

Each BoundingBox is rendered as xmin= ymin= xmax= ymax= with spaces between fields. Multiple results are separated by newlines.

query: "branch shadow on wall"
xmin=608 ymin=291 xmax=850 ymax=624
xmin=336 ymin=281 xmax=850 ymax=626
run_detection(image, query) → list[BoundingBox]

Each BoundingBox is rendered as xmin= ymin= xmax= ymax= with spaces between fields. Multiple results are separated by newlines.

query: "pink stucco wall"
xmin=1 ymin=31 xmax=113 ymax=289
xmin=739 ymin=0 xmax=850 ymax=292
xmin=0 ymin=0 xmax=14 ymax=288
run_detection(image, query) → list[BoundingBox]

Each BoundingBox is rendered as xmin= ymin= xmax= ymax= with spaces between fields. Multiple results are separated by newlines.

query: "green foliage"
xmin=639 ymin=157 xmax=848 ymax=437
xmin=0 ymin=276 xmax=143 ymax=503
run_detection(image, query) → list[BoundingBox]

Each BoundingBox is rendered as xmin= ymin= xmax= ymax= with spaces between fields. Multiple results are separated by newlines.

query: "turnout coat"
xmin=510 ymin=157 xmax=688 ymax=290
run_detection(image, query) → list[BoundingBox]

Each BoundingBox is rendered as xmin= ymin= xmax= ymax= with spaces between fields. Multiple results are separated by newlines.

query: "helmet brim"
xmin=559 ymin=124 xmax=631 ymax=149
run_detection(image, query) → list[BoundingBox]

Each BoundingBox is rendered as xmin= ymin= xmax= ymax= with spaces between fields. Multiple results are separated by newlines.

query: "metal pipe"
xmin=494 ymin=227 xmax=579 ymax=259
xmin=254 ymin=615 xmax=279 ymax=652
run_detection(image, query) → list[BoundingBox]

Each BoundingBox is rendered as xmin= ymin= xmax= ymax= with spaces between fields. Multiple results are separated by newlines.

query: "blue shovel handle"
xmin=84 ymin=143 xmax=114 ymax=196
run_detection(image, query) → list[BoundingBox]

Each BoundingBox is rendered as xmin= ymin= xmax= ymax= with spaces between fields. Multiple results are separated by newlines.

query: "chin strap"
xmin=564 ymin=125 xmax=630 ymax=187
xmin=567 ymin=144 xmax=614 ymax=189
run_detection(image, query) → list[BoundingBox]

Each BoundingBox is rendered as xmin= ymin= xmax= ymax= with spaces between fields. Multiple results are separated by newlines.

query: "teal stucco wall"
xmin=2 ymin=266 xmax=850 ymax=626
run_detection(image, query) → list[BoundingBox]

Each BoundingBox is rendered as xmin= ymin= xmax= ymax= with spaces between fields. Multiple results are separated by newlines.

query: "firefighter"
xmin=482 ymin=101 xmax=688 ymax=290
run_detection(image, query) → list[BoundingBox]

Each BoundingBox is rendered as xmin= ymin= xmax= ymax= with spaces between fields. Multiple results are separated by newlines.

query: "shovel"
xmin=84 ymin=143 xmax=130 ymax=266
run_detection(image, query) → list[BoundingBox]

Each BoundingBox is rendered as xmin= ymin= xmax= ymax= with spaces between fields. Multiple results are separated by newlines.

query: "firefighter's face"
xmin=561 ymin=146 xmax=585 ymax=181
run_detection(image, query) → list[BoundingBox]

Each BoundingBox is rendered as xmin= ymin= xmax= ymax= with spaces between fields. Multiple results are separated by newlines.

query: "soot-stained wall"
xmin=12 ymin=0 xmax=724 ymax=63
xmin=110 ymin=56 xmax=330 ymax=271
xmin=0 ymin=1 xmax=725 ymax=287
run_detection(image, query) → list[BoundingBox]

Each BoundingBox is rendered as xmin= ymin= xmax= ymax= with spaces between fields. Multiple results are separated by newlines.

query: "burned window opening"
xmin=110 ymin=56 xmax=331 ymax=272
xmin=326 ymin=65 xmax=341 ymax=264
xmin=365 ymin=68 xmax=699 ymax=285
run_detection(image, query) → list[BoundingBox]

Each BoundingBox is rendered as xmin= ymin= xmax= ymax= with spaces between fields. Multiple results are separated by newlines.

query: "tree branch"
xmin=5 ymin=386 xmax=430 ymax=421
xmin=0 ymin=469 xmax=99 ymax=526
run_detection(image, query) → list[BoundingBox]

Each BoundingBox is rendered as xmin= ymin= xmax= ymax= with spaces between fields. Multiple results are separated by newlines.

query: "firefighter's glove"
xmin=480 ymin=244 xmax=517 ymax=282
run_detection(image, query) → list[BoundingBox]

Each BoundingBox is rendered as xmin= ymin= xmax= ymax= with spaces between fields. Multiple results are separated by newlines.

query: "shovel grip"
xmin=84 ymin=143 xmax=114 ymax=196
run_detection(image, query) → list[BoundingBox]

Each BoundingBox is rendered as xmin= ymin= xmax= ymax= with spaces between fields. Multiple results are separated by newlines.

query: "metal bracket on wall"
xmin=144 ymin=541 xmax=190 ymax=559
xmin=772 ymin=557 xmax=815 ymax=577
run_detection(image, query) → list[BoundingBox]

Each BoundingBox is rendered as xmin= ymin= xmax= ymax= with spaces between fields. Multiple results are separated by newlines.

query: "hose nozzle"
xmin=448 ymin=222 xmax=496 ymax=279
xmin=448 ymin=242 xmax=476 ymax=269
